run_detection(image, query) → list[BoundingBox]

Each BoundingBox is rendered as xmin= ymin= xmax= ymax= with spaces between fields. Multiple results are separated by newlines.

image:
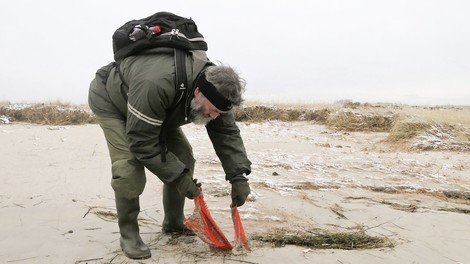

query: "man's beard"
xmin=190 ymin=98 xmax=212 ymax=125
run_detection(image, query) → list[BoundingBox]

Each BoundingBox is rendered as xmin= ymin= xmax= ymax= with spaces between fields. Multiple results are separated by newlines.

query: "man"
xmin=88 ymin=47 xmax=252 ymax=259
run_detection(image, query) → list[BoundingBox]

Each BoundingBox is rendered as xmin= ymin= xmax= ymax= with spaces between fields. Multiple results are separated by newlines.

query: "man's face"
xmin=190 ymin=87 xmax=226 ymax=125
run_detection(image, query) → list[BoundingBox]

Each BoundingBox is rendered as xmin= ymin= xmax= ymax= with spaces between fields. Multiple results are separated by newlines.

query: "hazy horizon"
xmin=1 ymin=1 xmax=469 ymax=106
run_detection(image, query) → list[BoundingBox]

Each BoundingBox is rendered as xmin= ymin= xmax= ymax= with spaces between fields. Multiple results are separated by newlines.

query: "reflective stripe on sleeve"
xmin=127 ymin=102 xmax=163 ymax=126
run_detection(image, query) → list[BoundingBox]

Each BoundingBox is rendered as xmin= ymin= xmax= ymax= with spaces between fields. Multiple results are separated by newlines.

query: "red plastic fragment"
xmin=232 ymin=206 xmax=251 ymax=251
xmin=183 ymin=195 xmax=233 ymax=251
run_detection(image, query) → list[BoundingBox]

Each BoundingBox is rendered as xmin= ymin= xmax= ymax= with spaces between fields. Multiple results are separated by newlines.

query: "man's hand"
xmin=230 ymin=176 xmax=250 ymax=207
xmin=175 ymin=172 xmax=201 ymax=199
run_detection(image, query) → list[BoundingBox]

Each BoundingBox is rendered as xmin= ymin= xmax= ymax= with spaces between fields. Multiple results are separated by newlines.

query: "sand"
xmin=1 ymin=121 xmax=469 ymax=264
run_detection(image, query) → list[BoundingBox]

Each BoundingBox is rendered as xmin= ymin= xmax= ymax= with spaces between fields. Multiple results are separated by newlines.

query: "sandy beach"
xmin=1 ymin=121 xmax=469 ymax=264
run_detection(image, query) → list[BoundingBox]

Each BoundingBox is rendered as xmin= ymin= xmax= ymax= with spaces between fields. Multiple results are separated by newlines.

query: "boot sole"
xmin=123 ymin=249 xmax=151 ymax=260
xmin=162 ymin=227 xmax=195 ymax=236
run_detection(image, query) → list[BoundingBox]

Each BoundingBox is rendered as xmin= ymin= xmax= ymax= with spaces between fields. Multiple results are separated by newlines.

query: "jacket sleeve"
xmin=125 ymin=78 xmax=186 ymax=184
xmin=205 ymin=111 xmax=252 ymax=181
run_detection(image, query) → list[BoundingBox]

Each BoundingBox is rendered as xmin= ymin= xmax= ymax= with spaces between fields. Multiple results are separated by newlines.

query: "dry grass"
xmin=384 ymin=120 xmax=470 ymax=151
xmin=1 ymin=101 xmax=469 ymax=151
xmin=234 ymin=105 xmax=330 ymax=123
xmin=411 ymin=124 xmax=470 ymax=151
xmin=330 ymin=204 xmax=348 ymax=219
xmin=251 ymin=227 xmax=394 ymax=250
xmin=377 ymin=200 xmax=419 ymax=212
xmin=443 ymin=191 xmax=470 ymax=200
xmin=326 ymin=110 xmax=396 ymax=132
xmin=365 ymin=186 xmax=470 ymax=204
xmin=253 ymin=181 xmax=333 ymax=191
xmin=384 ymin=121 xmax=431 ymax=143
xmin=393 ymin=105 xmax=470 ymax=126
xmin=2 ymin=100 xmax=468 ymax=127
xmin=438 ymin=207 xmax=470 ymax=214
xmin=93 ymin=210 xmax=118 ymax=222
xmin=0 ymin=103 xmax=96 ymax=125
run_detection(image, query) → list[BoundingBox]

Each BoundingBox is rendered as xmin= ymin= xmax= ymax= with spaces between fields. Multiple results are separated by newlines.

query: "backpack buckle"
xmin=170 ymin=29 xmax=180 ymax=39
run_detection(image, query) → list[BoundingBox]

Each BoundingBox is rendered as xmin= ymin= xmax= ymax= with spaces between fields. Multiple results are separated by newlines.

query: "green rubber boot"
xmin=162 ymin=183 xmax=194 ymax=235
xmin=115 ymin=195 xmax=151 ymax=259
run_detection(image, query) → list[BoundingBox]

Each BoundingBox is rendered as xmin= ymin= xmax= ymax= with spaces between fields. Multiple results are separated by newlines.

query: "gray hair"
xmin=204 ymin=65 xmax=246 ymax=106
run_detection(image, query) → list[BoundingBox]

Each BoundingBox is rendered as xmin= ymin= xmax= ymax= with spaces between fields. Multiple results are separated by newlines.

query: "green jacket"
xmin=89 ymin=48 xmax=251 ymax=183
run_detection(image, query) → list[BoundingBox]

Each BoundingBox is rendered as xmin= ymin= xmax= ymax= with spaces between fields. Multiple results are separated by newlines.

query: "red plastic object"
xmin=232 ymin=206 xmax=251 ymax=251
xmin=151 ymin=25 xmax=161 ymax=34
xmin=184 ymin=195 xmax=233 ymax=251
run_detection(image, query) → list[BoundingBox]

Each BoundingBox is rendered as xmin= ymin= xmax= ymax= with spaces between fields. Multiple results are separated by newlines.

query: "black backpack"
xmin=111 ymin=12 xmax=209 ymax=162
xmin=112 ymin=11 xmax=208 ymax=61
xmin=111 ymin=11 xmax=208 ymax=99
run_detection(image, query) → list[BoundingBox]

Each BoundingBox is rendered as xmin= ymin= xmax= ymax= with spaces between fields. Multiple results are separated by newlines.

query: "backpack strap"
xmin=159 ymin=48 xmax=188 ymax=162
xmin=115 ymin=60 xmax=129 ymax=101
xmin=172 ymin=48 xmax=188 ymax=108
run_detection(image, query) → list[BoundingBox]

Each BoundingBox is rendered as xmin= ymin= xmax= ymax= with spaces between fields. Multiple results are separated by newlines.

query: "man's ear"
xmin=194 ymin=87 xmax=200 ymax=96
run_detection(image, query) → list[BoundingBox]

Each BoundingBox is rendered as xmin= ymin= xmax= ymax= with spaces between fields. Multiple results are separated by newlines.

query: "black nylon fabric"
xmin=112 ymin=11 xmax=208 ymax=61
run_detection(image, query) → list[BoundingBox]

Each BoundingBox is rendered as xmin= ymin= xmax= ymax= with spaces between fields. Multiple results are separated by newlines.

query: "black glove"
xmin=230 ymin=175 xmax=250 ymax=207
xmin=175 ymin=172 xmax=201 ymax=199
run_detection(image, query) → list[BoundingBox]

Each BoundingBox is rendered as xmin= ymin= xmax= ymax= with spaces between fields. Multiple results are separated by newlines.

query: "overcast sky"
xmin=0 ymin=0 xmax=469 ymax=106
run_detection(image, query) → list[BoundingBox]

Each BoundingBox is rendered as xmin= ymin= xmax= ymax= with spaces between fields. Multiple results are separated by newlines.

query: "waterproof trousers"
xmin=95 ymin=115 xmax=196 ymax=254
